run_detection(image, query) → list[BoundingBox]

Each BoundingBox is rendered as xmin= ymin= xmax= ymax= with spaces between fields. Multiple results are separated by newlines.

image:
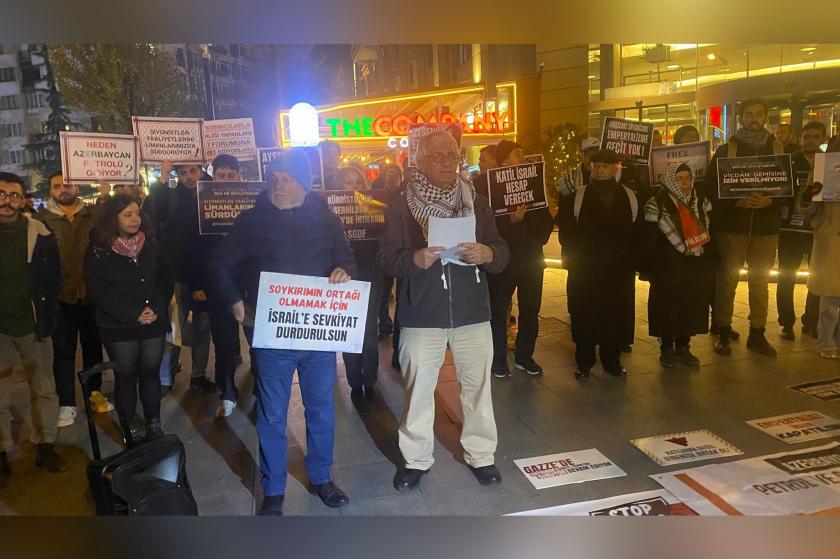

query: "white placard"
xmin=132 ymin=116 xmax=204 ymax=164
xmin=428 ymin=214 xmax=475 ymax=264
xmin=631 ymin=430 xmax=743 ymax=466
xmin=251 ymin=272 xmax=370 ymax=353
xmin=59 ymin=132 xmax=139 ymax=185
xmin=203 ymin=117 xmax=257 ymax=162
xmin=508 ymin=489 xmax=696 ymax=516
xmin=813 ymin=152 xmax=840 ymax=201
xmin=747 ymin=410 xmax=840 ymax=444
xmin=514 ymin=448 xmax=626 ymax=490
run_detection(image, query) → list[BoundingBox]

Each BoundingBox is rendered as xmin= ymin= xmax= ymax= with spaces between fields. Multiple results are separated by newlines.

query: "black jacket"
xmin=25 ymin=216 xmax=62 ymax=340
xmin=495 ymin=208 xmax=554 ymax=269
xmin=780 ymin=150 xmax=819 ymax=234
xmin=377 ymin=191 xmax=510 ymax=329
xmin=210 ymin=190 xmax=358 ymax=312
xmin=83 ymin=239 xmax=171 ymax=343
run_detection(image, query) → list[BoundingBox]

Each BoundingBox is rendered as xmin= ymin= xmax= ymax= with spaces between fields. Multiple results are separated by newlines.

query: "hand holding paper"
xmin=428 ymin=215 xmax=476 ymax=265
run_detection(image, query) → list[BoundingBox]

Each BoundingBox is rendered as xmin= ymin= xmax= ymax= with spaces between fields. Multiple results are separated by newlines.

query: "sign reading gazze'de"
xmin=251 ymin=272 xmax=371 ymax=353
xmin=132 ymin=116 xmax=204 ymax=164
xmin=59 ymin=132 xmax=139 ymax=185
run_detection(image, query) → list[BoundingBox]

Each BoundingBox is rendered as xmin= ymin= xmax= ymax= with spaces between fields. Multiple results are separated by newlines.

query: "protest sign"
xmin=59 ymin=132 xmax=139 ymax=185
xmin=508 ymin=489 xmax=696 ymax=516
xmin=203 ymin=118 xmax=257 ymax=162
xmin=514 ymin=448 xmax=626 ymax=490
xmin=649 ymin=141 xmax=711 ymax=186
xmin=315 ymin=190 xmax=388 ymax=241
xmin=631 ymin=430 xmax=743 ymax=467
xmin=196 ymin=181 xmax=265 ymax=235
xmin=747 ymin=411 xmax=840 ymax=445
xmin=716 ymin=154 xmax=795 ymax=198
xmin=789 ymin=377 xmax=840 ymax=403
xmin=524 ymin=153 xmax=544 ymax=163
xmin=132 ymin=116 xmax=204 ymax=164
xmin=407 ymin=123 xmax=463 ymax=167
xmin=600 ymin=117 xmax=654 ymax=165
xmin=252 ymin=272 xmax=371 ymax=353
xmin=652 ymin=442 xmax=840 ymax=516
xmin=813 ymin=152 xmax=840 ymax=201
xmin=258 ymin=147 xmax=284 ymax=181
xmin=486 ymin=161 xmax=548 ymax=216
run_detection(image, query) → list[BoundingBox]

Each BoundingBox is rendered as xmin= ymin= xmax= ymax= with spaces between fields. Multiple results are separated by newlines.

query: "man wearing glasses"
xmin=378 ymin=131 xmax=510 ymax=492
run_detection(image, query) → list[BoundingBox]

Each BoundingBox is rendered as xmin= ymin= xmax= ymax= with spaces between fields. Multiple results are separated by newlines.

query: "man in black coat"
xmin=210 ymin=149 xmax=357 ymax=516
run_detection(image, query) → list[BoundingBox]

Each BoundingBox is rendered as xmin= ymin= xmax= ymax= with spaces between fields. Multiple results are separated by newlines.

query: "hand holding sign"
xmin=735 ymin=193 xmax=772 ymax=209
xmin=329 ymin=267 xmax=352 ymax=284
xmin=510 ymin=204 xmax=528 ymax=223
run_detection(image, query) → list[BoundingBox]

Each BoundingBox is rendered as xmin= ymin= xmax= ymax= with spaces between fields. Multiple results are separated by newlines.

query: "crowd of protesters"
xmin=0 ymin=95 xmax=838 ymax=515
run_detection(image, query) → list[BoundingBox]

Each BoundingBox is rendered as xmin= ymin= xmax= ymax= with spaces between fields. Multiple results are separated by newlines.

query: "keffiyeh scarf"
xmin=112 ymin=231 xmax=146 ymax=259
xmin=644 ymin=170 xmax=711 ymax=255
xmin=405 ymin=169 xmax=475 ymax=239
xmin=734 ymin=127 xmax=771 ymax=151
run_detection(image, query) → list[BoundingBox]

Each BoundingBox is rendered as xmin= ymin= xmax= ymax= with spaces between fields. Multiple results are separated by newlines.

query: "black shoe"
xmin=350 ymin=387 xmax=369 ymax=416
xmin=574 ymin=367 xmax=590 ymax=379
xmin=747 ymin=328 xmax=777 ymax=356
xmin=160 ymin=385 xmax=172 ymax=399
xmin=714 ymin=325 xmax=732 ymax=356
xmin=0 ymin=451 xmax=11 ymax=490
xmin=391 ymin=354 xmax=401 ymax=371
xmin=659 ymin=348 xmax=678 ymax=368
xmin=190 ymin=376 xmax=218 ymax=394
xmin=125 ymin=417 xmax=143 ymax=445
xmin=308 ymin=481 xmax=349 ymax=508
xmin=394 ymin=468 xmax=428 ymax=492
xmin=363 ymin=384 xmax=377 ymax=401
xmin=780 ymin=325 xmax=795 ymax=341
xmin=468 ymin=464 xmax=502 ymax=486
xmin=675 ymin=345 xmax=700 ymax=367
xmin=605 ymin=367 xmax=627 ymax=377
xmin=492 ymin=363 xmax=511 ymax=378
xmin=620 ymin=345 xmax=633 ymax=353
xmin=802 ymin=325 xmax=818 ymax=339
xmin=257 ymin=495 xmax=284 ymax=516
xmin=514 ymin=356 xmax=543 ymax=376
xmin=730 ymin=328 xmax=741 ymax=341
xmin=145 ymin=418 xmax=164 ymax=439
xmin=34 ymin=443 xmax=68 ymax=473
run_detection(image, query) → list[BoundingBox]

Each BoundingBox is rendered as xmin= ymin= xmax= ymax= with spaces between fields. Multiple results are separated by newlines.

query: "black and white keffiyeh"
xmin=405 ymin=169 xmax=475 ymax=239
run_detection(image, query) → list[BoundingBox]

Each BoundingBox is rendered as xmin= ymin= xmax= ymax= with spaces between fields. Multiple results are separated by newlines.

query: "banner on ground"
xmin=514 ymin=448 xmax=626 ymax=490
xmin=600 ymin=117 xmax=654 ymax=165
xmin=252 ymin=272 xmax=371 ymax=353
xmin=789 ymin=377 xmax=840 ymax=402
xmin=814 ymin=152 xmax=840 ymax=201
xmin=257 ymin=147 xmax=284 ymax=181
xmin=203 ymin=118 xmax=257 ymax=163
xmin=631 ymin=430 xmax=743 ymax=467
xmin=59 ymin=132 xmax=139 ymax=185
xmin=196 ymin=181 xmax=265 ymax=235
xmin=716 ymin=154 xmax=795 ymax=199
xmin=315 ymin=190 xmax=388 ymax=241
xmin=747 ymin=410 xmax=840 ymax=445
xmin=508 ymin=489 xmax=697 ymax=516
xmin=649 ymin=141 xmax=711 ymax=186
xmin=652 ymin=442 xmax=840 ymax=516
xmin=407 ymin=123 xmax=463 ymax=167
xmin=486 ymin=161 xmax=548 ymax=216
xmin=132 ymin=116 xmax=204 ymax=164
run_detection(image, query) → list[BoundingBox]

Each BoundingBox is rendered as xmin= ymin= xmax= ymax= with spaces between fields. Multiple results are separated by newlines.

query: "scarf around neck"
xmin=405 ymin=169 xmax=475 ymax=239
xmin=112 ymin=231 xmax=146 ymax=259
xmin=733 ymin=127 xmax=771 ymax=151
xmin=644 ymin=170 xmax=711 ymax=255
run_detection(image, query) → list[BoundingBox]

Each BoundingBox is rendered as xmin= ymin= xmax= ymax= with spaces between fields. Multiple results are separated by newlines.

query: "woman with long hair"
xmin=84 ymin=194 xmax=170 ymax=439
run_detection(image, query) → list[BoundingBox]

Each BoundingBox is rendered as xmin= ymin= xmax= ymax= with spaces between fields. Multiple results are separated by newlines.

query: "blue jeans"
xmin=159 ymin=282 xmax=211 ymax=387
xmin=254 ymin=348 xmax=337 ymax=496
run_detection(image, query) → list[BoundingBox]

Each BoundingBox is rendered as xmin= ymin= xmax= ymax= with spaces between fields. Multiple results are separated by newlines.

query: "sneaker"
xmin=730 ymin=328 xmax=741 ymax=341
xmin=89 ymin=391 xmax=114 ymax=414
xmin=780 ymin=325 xmax=795 ymax=341
xmin=747 ymin=328 xmax=777 ymax=357
xmin=216 ymin=400 xmax=237 ymax=418
xmin=714 ymin=325 xmax=732 ymax=356
xmin=57 ymin=406 xmax=76 ymax=428
xmin=190 ymin=376 xmax=218 ymax=394
xmin=675 ymin=345 xmax=701 ymax=367
xmin=514 ymin=356 xmax=543 ymax=376
xmin=492 ymin=363 xmax=511 ymax=378
xmin=35 ymin=443 xmax=69 ymax=473
xmin=659 ymin=348 xmax=678 ymax=368
xmin=819 ymin=350 xmax=840 ymax=360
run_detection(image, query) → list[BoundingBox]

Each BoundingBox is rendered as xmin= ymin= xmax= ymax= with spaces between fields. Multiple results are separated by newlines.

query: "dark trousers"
xmin=391 ymin=279 xmax=402 ymax=356
xmin=488 ymin=263 xmax=544 ymax=365
xmin=253 ymin=348 xmax=336 ymax=496
xmin=343 ymin=278 xmax=383 ymax=389
xmin=53 ymin=302 xmax=103 ymax=406
xmin=575 ymin=344 xmax=621 ymax=371
xmin=777 ymin=232 xmax=819 ymax=329
xmin=379 ymin=275 xmax=395 ymax=335
xmin=104 ymin=336 xmax=164 ymax=423
xmin=208 ymin=298 xmax=241 ymax=402
xmin=661 ymin=336 xmax=691 ymax=349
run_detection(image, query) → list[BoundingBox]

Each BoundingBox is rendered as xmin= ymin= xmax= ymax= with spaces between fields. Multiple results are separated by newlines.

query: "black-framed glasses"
xmin=0 ymin=190 xmax=24 ymax=202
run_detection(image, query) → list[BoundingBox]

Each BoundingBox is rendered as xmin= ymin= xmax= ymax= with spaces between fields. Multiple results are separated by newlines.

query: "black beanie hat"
xmin=590 ymin=149 xmax=620 ymax=164
xmin=495 ymin=140 xmax=523 ymax=166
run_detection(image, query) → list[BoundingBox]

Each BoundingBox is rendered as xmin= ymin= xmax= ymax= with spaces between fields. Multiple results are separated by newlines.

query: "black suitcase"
xmin=79 ymin=363 xmax=199 ymax=515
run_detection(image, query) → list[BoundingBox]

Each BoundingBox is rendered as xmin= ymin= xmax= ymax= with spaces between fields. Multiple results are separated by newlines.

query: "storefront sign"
xmin=196 ymin=181 xmax=265 ymax=235
xmin=59 ymin=132 xmax=139 ymax=184
xmin=132 ymin=116 xmax=204 ymax=164
xmin=600 ymin=117 xmax=654 ymax=165
xmin=203 ymin=118 xmax=257 ymax=162
xmin=631 ymin=430 xmax=743 ymax=466
xmin=487 ymin=161 xmax=547 ymax=216
xmin=315 ymin=190 xmax=388 ymax=241
xmin=789 ymin=377 xmax=840 ymax=402
xmin=508 ymin=489 xmax=697 ymax=516
xmin=747 ymin=411 xmax=840 ymax=445
xmin=649 ymin=141 xmax=711 ymax=186
xmin=514 ymin=449 xmax=626 ymax=490
xmin=324 ymin=111 xmax=509 ymax=138
xmin=716 ymin=155 xmax=795 ymax=199
xmin=252 ymin=272 xmax=371 ymax=353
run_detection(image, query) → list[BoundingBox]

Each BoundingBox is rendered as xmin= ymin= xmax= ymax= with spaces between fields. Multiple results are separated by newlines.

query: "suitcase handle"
xmin=78 ymin=362 xmax=135 ymax=459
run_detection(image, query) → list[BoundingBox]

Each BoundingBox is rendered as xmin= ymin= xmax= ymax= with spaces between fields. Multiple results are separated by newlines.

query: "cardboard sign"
xmin=132 ymin=116 xmax=204 ymax=164
xmin=600 ymin=117 xmax=654 ymax=165
xmin=747 ymin=411 xmax=840 ymax=445
xmin=407 ymin=123 xmax=463 ymax=167
xmin=514 ymin=449 xmax=626 ymax=490
xmin=649 ymin=141 xmax=711 ymax=186
xmin=716 ymin=154 xmax=795 ymax=199
xmin=487 ymin=161 xmax=548 ymax=216
xmin=508 ymin=489 xmax=696 ymax=516
xmin=196 ymin=181 xmax=265 ymax=235
xmin=258 ymin=147 xmax=284 ymax=181
xmin=631 ymin=430 xmax=743 ymax=466
xmin=315 ymin=189 xmax=388 ymax=241
xmin=652 ymin=443 xmax=840 ymax=516
xmin=252 ymin=272 xmax=371 ymax=353
xmin=203 ymin=118 xmax=257 ymax=162
xmin=59 ymin=132 xmax=139 ymax=185
xmin=813 ymin=152 xmax=840 ymax=201
xmin=789 ymin=377 xmax=840 ymax=402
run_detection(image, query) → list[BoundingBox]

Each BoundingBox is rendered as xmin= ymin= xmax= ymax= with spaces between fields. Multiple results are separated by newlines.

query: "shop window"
xmin=0 ymin=67 xmax=15 ymax=82
xmin=0 ymin=94 xmax=20 ymax=109
xmin=0 ymin=122 xmax=23 ymax=137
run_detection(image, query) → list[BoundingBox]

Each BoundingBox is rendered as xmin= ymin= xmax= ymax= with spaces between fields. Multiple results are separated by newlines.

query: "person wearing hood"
xmin=642 ymin=163 xmax=714 ymax=368
xmin=556 ymin=149 xmax=643 ymax=378
xmin=210 ymin=148 xmax=357 ymax=516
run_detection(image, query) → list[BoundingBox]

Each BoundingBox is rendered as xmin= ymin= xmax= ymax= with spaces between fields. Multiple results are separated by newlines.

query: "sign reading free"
xmin=324 ymin=111 xmax=510 ymax=138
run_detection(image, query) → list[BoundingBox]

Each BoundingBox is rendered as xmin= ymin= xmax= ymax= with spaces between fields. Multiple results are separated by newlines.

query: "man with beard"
xmin=556 ymin=149 xmax=642 ymax=378
xmin=706 ymin=98 xmax=786 ymax=357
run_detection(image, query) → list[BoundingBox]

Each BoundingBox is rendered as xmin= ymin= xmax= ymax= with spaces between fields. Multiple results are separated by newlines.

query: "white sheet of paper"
xmin=428 ymin=215 xmax=476 ymax=266
xmin=814 ymin=152 xmax=840 ymax=201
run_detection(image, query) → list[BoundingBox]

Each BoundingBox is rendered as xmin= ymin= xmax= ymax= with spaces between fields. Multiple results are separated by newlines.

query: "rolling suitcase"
xmin=79 ymin=362 xmax=199 ymax=515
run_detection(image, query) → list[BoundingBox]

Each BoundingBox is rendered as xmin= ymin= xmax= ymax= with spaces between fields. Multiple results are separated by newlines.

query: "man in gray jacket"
xmin=378 ymin=131 xmax=510 ymax=492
